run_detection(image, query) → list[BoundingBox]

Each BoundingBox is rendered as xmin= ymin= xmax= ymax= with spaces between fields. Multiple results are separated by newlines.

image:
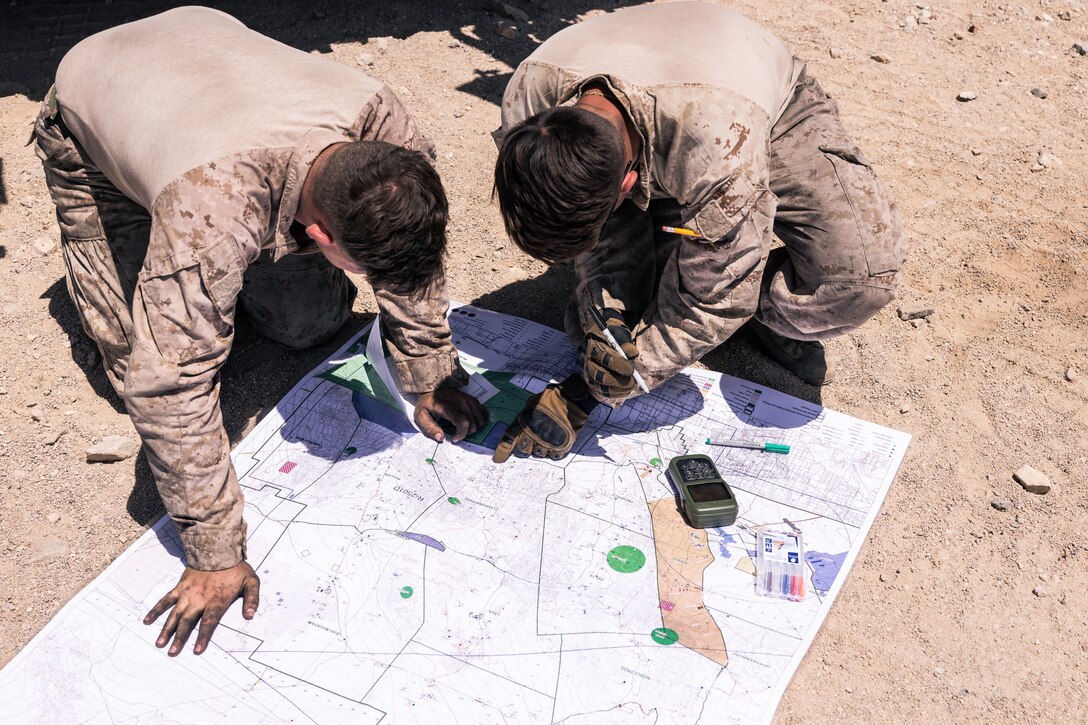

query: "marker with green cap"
xmin=706 ymin=438 xmax=790 ymax=454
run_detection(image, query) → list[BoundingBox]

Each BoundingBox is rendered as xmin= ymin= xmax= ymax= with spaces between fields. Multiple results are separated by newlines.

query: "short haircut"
xmin=313 ymin=141 xmax=448 ymax=294
xmin=494 ymin=107 xmax=625 ymax=263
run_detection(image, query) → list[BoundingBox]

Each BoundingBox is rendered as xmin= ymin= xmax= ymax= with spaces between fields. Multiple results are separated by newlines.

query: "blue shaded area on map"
xmin=805 ymin=550 xmax=848 ymax=595
xmin=397 ymin=531 xmax=446 ymax=552
xmin=351 ymin=391 xmax=415 ymax=438
xmin=712 ymin=528 xmax=736 ymax=559
xmin=479 ymin=421 xmax=509 ymax=450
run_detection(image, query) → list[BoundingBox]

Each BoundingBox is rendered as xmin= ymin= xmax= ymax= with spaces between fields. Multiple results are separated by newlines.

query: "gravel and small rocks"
xmin=86 ymin=435 xmax=139 ymax=463
xmin=1066 ymin=367 xmax=1080 ymax=382
xmin=898 ymin=305 xmax=934 ymax=321
xmin=1031 ymin=150 xmax=1060 ymax=172
xmin=870 ymin=53 xmax=892 ymax=64
xmin=956 ymin=91 xmax=977 ymax=102
xmin=990 ymin=499 xmax=1012 ymax=512
xmin=1030 ymin=87 xmax=1048 ymax=99
xmin=495 ymin=20 xmax=519 ymax=39
xmin=899 ymin=5 xmax=933 ymax=30
xmin=483 ymin=0 xmax=530 ymax=22
xmin=28 ymin=535 xmax=69 ymax=563
xmin=1013 ymin=465 xmax=1051 ymax=494
xmin=33 ymin=237 xmax=56 ymax=256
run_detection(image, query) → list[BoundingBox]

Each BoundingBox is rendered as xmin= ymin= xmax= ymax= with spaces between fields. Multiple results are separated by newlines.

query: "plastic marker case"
xmin=755 ymin=528 xmax=806 ymax=602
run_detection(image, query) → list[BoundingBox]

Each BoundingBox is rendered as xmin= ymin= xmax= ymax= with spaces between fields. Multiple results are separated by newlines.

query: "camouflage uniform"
xmin=33 ymin=7 xmax=466 ymax=571
xmin=500 ymin=2 xmax=907 ymax=401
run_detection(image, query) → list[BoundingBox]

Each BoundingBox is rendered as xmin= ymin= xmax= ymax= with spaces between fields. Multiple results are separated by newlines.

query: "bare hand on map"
xmin=414 ymin=389 xmax=487 ymax=442
xmin=143 ymin=561 xmax=261 ymax=656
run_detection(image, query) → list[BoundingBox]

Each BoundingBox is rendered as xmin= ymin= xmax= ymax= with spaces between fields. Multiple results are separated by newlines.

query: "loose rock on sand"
xmin=1013 ymin=465 xmax=1051 ymax=494
xmin=85 ymin=435 xmax=139 ymax=463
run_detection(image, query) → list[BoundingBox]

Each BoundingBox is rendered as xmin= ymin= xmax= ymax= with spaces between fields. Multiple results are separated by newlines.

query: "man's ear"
xmin=614 ymin=168 xmax=639 ymax=210
xmin=305 ymin=221 xmax=335 ymax=249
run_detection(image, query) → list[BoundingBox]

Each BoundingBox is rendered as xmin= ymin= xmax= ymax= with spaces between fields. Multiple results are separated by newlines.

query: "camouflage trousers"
xmin=32 ymin=99 xmax=357 ymax=397
xmin=566 ymin=71 xmax=907 ymax=347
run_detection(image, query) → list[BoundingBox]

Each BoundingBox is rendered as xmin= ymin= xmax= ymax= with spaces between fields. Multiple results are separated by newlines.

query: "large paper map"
xmin=0 ymin=305 xmax=909 ymax=724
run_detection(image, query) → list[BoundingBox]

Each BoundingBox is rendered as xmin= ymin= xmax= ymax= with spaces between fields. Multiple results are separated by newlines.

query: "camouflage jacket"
xmin=500 ymin=2 xmax=804 ymax=398
xmin=55 ymin=7 xmax=465 ymax=570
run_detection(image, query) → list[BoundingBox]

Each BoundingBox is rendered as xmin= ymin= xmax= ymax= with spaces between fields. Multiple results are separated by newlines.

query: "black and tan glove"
xmin=583 ymin=307 xmax=640 ymax=401
xmin=492 ymin=375 xmax=598 ymax=463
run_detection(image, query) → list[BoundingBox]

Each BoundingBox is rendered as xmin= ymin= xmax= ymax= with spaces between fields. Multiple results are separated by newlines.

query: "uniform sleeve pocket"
xmin=818 ymin=144 xmax=905 ymax=277
xmin=690 ymin=172 xmax=764 ymax=243
xmin=142 ymin=234 xmax=245 ymax=319
xmin=136 ymin=235 xmax=245 ymax=362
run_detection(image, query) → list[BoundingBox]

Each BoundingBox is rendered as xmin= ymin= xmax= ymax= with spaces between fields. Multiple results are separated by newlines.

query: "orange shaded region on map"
xmin=648 ymin=497 xmax=728 ymax=667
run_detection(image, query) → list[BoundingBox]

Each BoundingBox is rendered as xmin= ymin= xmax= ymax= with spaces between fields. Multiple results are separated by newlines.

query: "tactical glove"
xmin=493 ymin=375 xmax=597 ymax=463
xmin=583 ymin=307 xmax=640 ymax=401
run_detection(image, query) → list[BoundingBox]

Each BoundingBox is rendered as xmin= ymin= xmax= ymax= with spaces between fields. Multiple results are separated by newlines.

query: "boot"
xmin=749 ymin=321 xmax=836 ymax=386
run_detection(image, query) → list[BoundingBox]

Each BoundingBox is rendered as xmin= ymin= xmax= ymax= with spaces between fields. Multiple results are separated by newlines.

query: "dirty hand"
xmin=144 ymin=560 xmax=260 ymax=656
xmin=416 ymin=389 xmax=488 ymax=442
xmin=493 ymin=375 xmax=597 ymax=463
xmin=583 ymin=307 xmax=640 ymax=401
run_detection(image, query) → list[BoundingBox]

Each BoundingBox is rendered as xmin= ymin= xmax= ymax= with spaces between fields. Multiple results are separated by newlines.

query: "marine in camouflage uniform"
xmin=498 ymin=1 xmax=907 ymax=406
xmin=33 ymin=7 xmax=470 ymax=577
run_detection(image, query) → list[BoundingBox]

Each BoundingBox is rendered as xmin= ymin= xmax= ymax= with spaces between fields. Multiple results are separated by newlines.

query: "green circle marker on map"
xmin=651 ymin=627 xmax=679 ymax=645
xmin=399 ymin=586 xmax=414 ymax=599
xmin=344 ymin=447 xmax=357 ymax=455
xmin=447 ymin=497 xmax=461 ymax=505
xmin=607 ymin=545 xmax=646 ymax=573
xmin=649 ymin=457 xmax=662 ymax=467
xmin=425 ymin=458 xmax=435 ymax=464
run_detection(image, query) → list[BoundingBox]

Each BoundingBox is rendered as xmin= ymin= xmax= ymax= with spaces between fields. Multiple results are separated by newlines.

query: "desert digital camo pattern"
xmin=33 ymin=9 xmax=464 ymax=570
xmin=502 ymin=2 xmax=907 ymax=405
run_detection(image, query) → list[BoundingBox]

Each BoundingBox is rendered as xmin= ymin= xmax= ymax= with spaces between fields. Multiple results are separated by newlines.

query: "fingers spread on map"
xmin=143 ymin=561 xmax=261 ymax=656
xmin=415 ymin=389 xmax=488 ymax=442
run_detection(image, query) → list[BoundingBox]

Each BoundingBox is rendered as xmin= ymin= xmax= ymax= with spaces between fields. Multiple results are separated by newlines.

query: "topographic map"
xmin=0 ymin=305 xmax=910 ymax=724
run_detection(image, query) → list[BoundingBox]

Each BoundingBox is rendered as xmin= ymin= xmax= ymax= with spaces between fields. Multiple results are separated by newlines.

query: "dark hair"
xmin=494 ymin=107 xmax=625 ymax=263
xmin=313 ymin=141 xmax=448 ymax=294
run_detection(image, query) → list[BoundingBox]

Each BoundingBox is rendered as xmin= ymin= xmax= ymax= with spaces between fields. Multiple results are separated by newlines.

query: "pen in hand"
xmin=587 ymin=306 xmax=651 ymax=395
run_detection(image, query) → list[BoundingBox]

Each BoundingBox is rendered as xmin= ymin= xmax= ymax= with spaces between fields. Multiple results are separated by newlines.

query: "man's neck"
xmin=574 ymin=84 xmax=641 ymax=165
xmin=295 ymin=142 xmax=345 ymax=226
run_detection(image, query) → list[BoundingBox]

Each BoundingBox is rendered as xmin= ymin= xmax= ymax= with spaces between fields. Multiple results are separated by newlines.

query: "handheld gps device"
xmin=668 ymin=454 xmax=738 ymax=528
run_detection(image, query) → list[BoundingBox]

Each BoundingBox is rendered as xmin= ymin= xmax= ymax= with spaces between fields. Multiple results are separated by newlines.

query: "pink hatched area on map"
xmin=278 ymin=461 xmax=298 ymax=475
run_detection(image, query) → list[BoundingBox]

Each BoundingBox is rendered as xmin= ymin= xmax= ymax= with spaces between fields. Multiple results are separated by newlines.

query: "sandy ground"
xmin=1 ymin=0 xmax=1086 ymax=721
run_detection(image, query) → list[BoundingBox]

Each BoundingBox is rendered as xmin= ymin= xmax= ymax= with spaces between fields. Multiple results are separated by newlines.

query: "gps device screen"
xmin=687 ymin=482 xmax=732 ymax=502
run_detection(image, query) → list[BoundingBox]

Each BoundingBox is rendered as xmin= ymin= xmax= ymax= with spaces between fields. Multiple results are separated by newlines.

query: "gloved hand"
xmin=493 ymin=375 xmax=597 ymax=463
xmin=583 ymin=307 xmax=640 ymax=401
